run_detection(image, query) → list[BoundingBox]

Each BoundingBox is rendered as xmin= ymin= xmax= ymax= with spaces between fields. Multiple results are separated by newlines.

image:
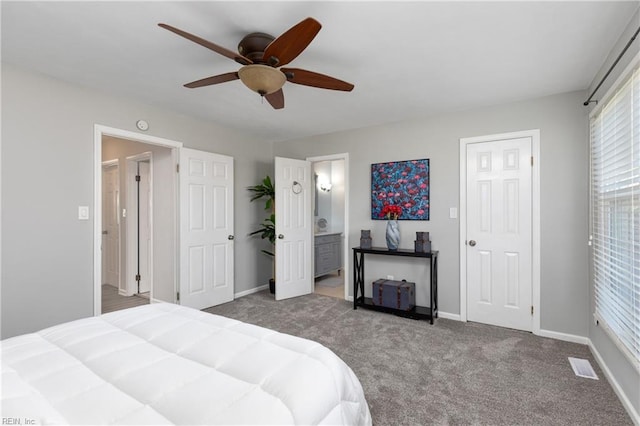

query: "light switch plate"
xmin=449 ymin=207 xmax=458 ymax=219
xmin=78 ymin=206 xmax=89 ymax=220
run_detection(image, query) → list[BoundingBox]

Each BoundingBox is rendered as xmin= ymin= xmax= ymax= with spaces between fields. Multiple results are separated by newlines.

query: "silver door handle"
xmin=278 ymin=234 xmax=285 ymax=239
xmin=228 ymin=235 xmax=234 ymax=240
xmin=469 ymin=240 xmax=476 ymax=247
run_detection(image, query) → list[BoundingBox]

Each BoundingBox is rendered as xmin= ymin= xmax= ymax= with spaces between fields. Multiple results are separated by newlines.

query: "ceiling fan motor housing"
xmin=238 ymin=32 xmax=275 ymax=64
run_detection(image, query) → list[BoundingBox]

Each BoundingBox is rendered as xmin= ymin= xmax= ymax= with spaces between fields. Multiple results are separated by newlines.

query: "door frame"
xmin=101 ymin=159 xmax=120 ymax=290
xmin=125 ymin=152 xmax=153 ymax=297
xmin=306 ymin=153 xmax=351 ymax=301
xmin=93 ymin=124 xmax=182 ymax=316
xmin=459 ymin=129 xmax=540 ymax=334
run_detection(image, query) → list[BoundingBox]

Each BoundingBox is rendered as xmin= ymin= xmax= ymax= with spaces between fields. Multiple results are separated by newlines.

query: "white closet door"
xmin=179 ymin=148 xmax=234 ymax=309
xmin=466 ymin=137 xmax=533 ymax=331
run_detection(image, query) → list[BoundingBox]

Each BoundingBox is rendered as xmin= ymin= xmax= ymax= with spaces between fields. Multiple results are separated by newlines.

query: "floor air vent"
xmin=568 ymin=357 xmax=599 ymax=380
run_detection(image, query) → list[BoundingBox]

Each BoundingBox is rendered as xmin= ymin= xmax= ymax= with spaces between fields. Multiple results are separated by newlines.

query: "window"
xmin=590 ymin=63 xmax=639 ymax=366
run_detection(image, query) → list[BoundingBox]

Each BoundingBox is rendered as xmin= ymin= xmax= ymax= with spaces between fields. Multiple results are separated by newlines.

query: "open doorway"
xmin=309 ymin=155 xmax=348 ymax=300
xmin=99 ymin=134 xmax=175 ymax=313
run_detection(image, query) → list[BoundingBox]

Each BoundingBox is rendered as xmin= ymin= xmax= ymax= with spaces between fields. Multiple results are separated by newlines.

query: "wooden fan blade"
xmin=263 ymin=18 xmax=321 ymax=67
xmin=265 ymin=89 xmax=284 ymax=109
xmin=159 ymin=23 xmax=252 ymax=66
xmin=184 ymin=72 xmax=239 ymax=88
xmin=281 ymin=68 xmax=354 ymax=91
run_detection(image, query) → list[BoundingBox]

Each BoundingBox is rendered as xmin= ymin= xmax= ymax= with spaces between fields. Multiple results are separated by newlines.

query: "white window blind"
xmin=590 ymin=65 xmax=640 ymax=365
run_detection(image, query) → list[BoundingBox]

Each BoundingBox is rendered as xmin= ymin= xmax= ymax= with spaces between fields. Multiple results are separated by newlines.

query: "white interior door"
xmin=138 ymin=161 xmax=152 ymax=294
xmin=179 ymin=148 xmax=234 ymax=309
xmin=466 ymin=137 xmax=533 ymax=331
xmin=102 ymin=163 xmax=120 ymax=288
xmin=275 ymin=157 xmax=312 ymax=300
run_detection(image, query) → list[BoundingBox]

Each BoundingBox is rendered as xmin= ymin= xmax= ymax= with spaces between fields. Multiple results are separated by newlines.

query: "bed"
xmin=1 ymin=303 xmax=372 ymax=425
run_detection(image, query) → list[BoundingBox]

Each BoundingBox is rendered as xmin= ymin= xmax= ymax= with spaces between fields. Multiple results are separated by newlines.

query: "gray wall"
xmin=275 ymin=90 xmax=590 ymax=336
xmin=330 ymin=160 xmax=345 ymax=234
xmin=1 ymin=64 xmax=273 ymax=338
xmin=586 ymin=7 xmax=640 ymax=419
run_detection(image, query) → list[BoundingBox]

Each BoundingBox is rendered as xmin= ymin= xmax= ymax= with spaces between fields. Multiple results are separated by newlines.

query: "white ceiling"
xmin=2 ymin=1 xmax=637 ymax=142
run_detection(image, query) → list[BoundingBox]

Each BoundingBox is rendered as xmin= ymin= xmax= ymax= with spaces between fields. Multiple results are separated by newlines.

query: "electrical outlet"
xmin=386 ymin=275 xmax=394 ymax=280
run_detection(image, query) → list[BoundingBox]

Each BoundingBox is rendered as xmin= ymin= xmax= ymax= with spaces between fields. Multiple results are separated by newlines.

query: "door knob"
xmin=228 ymin=235 xmax=234 ymax=240
xmin=469 ymin=240 xmax=476 ymax=247
xmin=278 ymin=234 xmax=285 ymax=239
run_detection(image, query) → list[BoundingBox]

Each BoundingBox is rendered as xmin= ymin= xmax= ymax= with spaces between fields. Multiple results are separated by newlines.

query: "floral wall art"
xmin=371 ymin=158 xmax=430 ymax=220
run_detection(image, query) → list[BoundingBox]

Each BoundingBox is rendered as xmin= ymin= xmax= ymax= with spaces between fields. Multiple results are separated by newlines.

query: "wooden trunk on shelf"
xmin=371 ymin=279 xmax=416 ymax=311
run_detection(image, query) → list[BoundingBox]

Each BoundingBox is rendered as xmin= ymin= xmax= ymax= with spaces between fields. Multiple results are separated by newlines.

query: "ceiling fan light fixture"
xmin=238 ymin=64 xmax=286 ymax=95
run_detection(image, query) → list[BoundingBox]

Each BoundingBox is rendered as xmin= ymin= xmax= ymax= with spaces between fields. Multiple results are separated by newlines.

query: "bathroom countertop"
xmin=314 ymin=231 xmax=343 ymax=237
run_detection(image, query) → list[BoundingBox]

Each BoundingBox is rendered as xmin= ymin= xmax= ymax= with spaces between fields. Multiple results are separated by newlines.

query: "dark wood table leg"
xmin=359 ymin=253 xmax=365 ymax=303
xmin=353 ymin=250 xmax=358 ymax=309
xmin=429 ymin=256 xmax=434 ymax=324
xmin=433 ymin=255 xmax=438 ymax=318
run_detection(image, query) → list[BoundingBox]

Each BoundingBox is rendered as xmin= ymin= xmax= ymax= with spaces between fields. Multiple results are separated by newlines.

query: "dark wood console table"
xmin=352 ymin=247 xmax=438 ymax=324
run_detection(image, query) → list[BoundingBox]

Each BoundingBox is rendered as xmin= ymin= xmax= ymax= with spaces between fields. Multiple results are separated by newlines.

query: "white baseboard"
xmin=589 ymin=340 xmax=640 ymax=425
xmin=537 ymin=329 xmax=589 ymax=345
xmin=150 ymin=298 xmax=164 ymax=304
xmin=438 ymin=311 xmax=461 ymax=321
xmin=430 ymin=314 xmax=590 ymax=343
xmin=235 ymin=284 xmax=268 ymax=299
xmin=345 ymin=296 xmax=353 ymax=302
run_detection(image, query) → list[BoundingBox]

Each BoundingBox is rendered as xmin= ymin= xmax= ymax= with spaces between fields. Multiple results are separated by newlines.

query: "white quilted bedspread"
xmin=1 ymin=303 xmax=372 ymax=425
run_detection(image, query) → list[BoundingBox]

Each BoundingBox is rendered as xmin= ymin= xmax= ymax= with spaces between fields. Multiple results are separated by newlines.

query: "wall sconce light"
xmin=320 ymin=182 xmax=332 ymax=192
xmin=318 ymin=176 xmax=332 ymax=192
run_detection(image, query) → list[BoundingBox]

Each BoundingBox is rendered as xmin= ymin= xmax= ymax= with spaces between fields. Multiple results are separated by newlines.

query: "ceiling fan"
xmin=158 ymin=17 xmax=354 ymax=110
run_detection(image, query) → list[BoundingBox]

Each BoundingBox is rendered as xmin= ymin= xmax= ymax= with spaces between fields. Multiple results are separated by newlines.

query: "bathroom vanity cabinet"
xmin=314 ymin=233 xmax=342 ymax=277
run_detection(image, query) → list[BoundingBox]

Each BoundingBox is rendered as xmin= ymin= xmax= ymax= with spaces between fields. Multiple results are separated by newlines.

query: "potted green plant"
xmin=248 ymin=175 xmax=276 ymax=293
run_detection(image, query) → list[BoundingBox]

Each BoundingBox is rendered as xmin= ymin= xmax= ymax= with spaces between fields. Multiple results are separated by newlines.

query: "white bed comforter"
xmin=1 ymin=303 xmax=372 ymax=425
